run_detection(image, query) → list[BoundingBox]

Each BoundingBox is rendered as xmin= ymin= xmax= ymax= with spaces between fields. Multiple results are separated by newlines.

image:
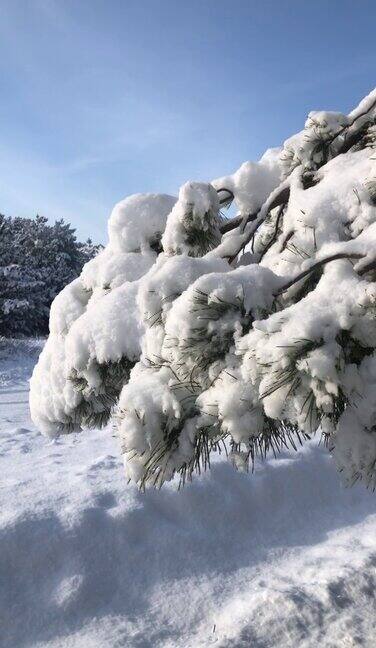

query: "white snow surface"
xmin=108 ymin=193 xmax=177 ymax=253
xmin=212 ymin=148 xmax=282 ymax=215
xmin=2 ymin=340 xmax=376 ymax=647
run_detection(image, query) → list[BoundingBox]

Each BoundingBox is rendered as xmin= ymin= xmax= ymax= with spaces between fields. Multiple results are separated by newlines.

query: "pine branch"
xmin=216 ymin=187 xmax=234 ymax=207
xmin=328 ymin=95 xmax=376 ymax=153
xmin=258 ymin=204 xmax=286 ymax=261
xmin=274 ymin=252 xmax=364 ymax=296
xmin=218 ymin=185 xmax=290 ymax=237
xmin=217 ymin=96 xmax=376 ymax=263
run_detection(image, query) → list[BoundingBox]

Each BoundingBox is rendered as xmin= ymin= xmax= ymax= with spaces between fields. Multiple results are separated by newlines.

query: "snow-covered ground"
xmin=1 ymin=340 xmax=376 ymax=648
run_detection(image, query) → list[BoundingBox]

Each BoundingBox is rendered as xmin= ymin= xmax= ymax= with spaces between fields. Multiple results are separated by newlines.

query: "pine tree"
xmin=0 ymin=213 xmax=99 ymax=336
xmin=30 ymin=89 xmax=376 ymax=491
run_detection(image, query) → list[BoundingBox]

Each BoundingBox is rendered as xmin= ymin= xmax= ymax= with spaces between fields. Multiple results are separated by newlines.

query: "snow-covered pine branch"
xmin=30 ymin=89 xmax=376 ymax=490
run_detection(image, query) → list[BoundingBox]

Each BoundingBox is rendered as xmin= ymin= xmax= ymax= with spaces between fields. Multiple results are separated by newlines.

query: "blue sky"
xmin=1 ymin=0 xmax=375 ymax=243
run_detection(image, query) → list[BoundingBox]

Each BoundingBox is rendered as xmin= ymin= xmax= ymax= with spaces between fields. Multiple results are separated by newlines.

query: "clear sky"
xmin=1 ymin=0 xmax=375 ymax=243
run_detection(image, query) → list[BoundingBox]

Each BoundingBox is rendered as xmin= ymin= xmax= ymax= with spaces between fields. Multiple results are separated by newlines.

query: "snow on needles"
xmin=30 ymin=89 xmax=376 ymax=490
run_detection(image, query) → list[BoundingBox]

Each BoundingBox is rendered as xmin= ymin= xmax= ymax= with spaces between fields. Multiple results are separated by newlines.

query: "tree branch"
xmin=219 ymin=186 xmax=290 ymax=237
xmin=226 ymin=186 xmax=290 ymax=263
xmin=257 ymin=203 xmax=287 ymax=261
xmin=358 ymin=258 xmax=376 ymax=276
xmin=274 ymin=253 xmax=364 ymax=296
xmin=219 ymin=214 xmax=243 ymax=234
xmin=328 ymin=95 xmax=376 ymax=153
xmin=217 ymin=188 xmax=234 ymax=207
xmin=217 ymin=94 xmax=376 ymax=264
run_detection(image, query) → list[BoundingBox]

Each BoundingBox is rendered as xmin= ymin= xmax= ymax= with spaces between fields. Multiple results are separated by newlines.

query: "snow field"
xmin=1 ymin=343 xmax=376 ymax=647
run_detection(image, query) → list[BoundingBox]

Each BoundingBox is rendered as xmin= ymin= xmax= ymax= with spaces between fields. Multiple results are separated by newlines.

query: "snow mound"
xmin=212 ymin=147 xmax=282 ymax=215
xmin=108 ymin=193 xmax=176 ymax=253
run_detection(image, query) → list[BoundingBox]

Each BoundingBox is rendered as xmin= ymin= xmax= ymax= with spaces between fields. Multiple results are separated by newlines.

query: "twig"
xmin=274 ymin=252 xmax=364 ymax=296
xmin=220 ymin=214 xmax=245 ymax=234
xmin=226 ymin=185 xmax=291 ymax=263
xmin=219 ymin=187 xmax=290 ymax=237
xmin=258 ymin=203 xmax=286 ymax=261
xmin=216 ymin=187 xmax=234 ymax=206
xmin=329 ymin=95 xmax=376 ymax=151
xmin=358 ymin=258 xmax=376 ymax=276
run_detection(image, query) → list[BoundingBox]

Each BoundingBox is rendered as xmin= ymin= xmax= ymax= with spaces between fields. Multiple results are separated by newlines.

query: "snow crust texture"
xmin=3 ymin=344 xmax=376 ymax=647
xmin=30 ymin=89 xmax=376 ymax=490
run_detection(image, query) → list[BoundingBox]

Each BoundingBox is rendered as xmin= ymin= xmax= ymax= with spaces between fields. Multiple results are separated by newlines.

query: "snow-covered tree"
xmin=0 ymin=214 xmax=100 ymax=336
xmin=30 ymin=90 xmax=376 ymax=491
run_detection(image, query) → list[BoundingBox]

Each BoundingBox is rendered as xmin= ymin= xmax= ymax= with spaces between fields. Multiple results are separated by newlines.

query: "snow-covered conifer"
xmin=0 ymin=213 xmax=99 ymax=336
xmin=31 ymin=89 xmax=376 ymax=490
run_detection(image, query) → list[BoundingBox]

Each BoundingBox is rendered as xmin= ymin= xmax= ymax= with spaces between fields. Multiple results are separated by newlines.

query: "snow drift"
xmin=2 ymin=344 xmax=376 ymax=646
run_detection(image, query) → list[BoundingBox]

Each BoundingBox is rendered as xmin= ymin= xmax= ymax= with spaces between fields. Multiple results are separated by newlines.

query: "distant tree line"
xmin=0 ymin=213 xmax=101 ymax=337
